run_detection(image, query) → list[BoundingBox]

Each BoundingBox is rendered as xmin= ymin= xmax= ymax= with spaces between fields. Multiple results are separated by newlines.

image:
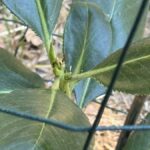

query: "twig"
xmin=116 ymin=95 xmax=147 ymax=150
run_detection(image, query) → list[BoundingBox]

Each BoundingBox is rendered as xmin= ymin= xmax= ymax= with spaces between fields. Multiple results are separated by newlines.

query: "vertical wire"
xmin=83 ymin=0 xmax=149 ymax=149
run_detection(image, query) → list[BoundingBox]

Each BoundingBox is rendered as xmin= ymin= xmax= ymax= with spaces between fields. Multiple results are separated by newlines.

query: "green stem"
xmin=49 ymin=43 xmax=58 ymax=66
xmin=33 ymin=78 xmax=60 ymax=149
xmin=65 ymin=64 xmax=116 ymax=81
xmin=51 ymin=78 xmax=60 ymax=90
xmin=48 ymin=78 xmax=60 ymax=116
xmin=64 ymin=82 xmax=72 ymax=99
xmin=35 ymin=0 xmax=57 ymax=67
xmin=65 ymin=53 xmax=150 ymax=81
xmin=35 ymin=0 xmax=50 ymax=51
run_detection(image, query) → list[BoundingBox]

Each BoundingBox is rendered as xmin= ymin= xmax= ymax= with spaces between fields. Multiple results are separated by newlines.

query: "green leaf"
xmin=93 ymin=38 xmax=150 ymax=94
xmin=64 ymin=2 xmax=112 ymax=106
xmin=87 ymin=0 xmax=114 ymax=16
xmin=95 ymin=0 xmax=149 ymax=51
xmin=0 ymin=48 xmax=44 ymax=92
xmin=111 ymin=0 xmax=149 ymax=51
xmin=3 ymin=0 xmax=63 ymax=49
xmin=123 ymin=113 xmax=150 ymax=150
xmin=0 ymin=89 xmax=90 ymax=150
xmin=64 ymin=2 xmax=112 ymax=73
xmin=73 ymin=0 xmax=149 ymax=106
xmin=74 ymin=78 xmax=106 ymax=108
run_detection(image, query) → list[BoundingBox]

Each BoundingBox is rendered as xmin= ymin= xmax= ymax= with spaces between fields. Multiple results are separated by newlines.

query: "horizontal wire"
xmin=0 ymin=106 xmax=150 ymax=132
xmin=0 ymin=106 xmax=90 ymax=132
xmin=97 ymin=125 xmax=150 ymax=131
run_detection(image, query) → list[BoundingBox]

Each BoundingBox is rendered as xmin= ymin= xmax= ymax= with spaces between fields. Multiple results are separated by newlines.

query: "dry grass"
xmin=0 ymin=1 xmax=150 ymax=150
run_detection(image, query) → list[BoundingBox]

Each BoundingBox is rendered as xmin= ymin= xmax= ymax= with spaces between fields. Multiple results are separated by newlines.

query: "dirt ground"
xmin=0 ymin=1 xmax=150 ymax=150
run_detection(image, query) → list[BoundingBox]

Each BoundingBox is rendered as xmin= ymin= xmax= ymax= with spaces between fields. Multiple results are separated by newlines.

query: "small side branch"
xmin=116 ymin=95 xmax=147 ymax=150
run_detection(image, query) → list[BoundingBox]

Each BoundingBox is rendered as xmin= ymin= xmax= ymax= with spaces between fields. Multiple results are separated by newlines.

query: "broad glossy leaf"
xmin=87 ymin=0 xmax=114 ymax=16
xmin=64 ymin=2 xmax=112 ymax=106
xmin=64 ymin=2 xmax=112 ymax=73
xmin=0 ymin=89 xmax=91 ymax=150
xmin=93 ymin=38 xmax=150 ymax=94
xmin=74 ymin=0 xmax=149 ymax=106
xmin=3 ymin=0 xmax=63 ymax=44
xmin=0 ymin=48 xmax=44 ymax=92
xmin=123 ymin=113 xmax=150 ymax=150
xmin=74 ymin=78 xmax=106 ymax=108
xmin=87 ymin=0 xmax=149 ymax=51
xmin=110 ymin=0 xmax=149 ymax=51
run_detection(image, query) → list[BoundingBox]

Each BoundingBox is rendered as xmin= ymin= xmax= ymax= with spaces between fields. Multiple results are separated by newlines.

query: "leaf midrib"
xmin=109 ymin=0 xmax=117 ymax=22
xmin=71 ymin=53 xmax=150 ymax=80
xmin=79 ymin=78 xmax=91 ymax=108
xmin=32 ymin=90 xmax=57 ymax=149
xmin=97 ymin=54 xmax=150 ymax=74
xmin=73 ymin=4 xmax=89 ymax=74
xmin=73 ymin=1 xmax=109 ymax=20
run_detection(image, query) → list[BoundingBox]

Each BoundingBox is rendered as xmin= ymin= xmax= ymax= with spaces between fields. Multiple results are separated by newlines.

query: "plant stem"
xmin=35 ymin=0 xmax=58 ymax=70
xmin=35 ymin=0 xmax=50 ymax=51
xmin=116 ymin=95 xmax=147 ymax=150
xmin=65 ymin=65 xmax=116 ymax=81
xmin=66 ymin=52 xmax=150 ymax=81
xmin=64 ymin=82 xmax=72 ymax=99
xmin=33 ymin=78 xmax=60 ymax=149
xmin=51 ymin=78 xmax=60 ymax=90
xmin=49 ymin=43 xmax=58 ymax=67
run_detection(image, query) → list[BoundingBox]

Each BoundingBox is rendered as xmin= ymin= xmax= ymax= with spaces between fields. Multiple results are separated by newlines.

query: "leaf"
xmin=93 ymin=38 xmax=150 ymax=94
xmin=3 ymin=0 xmax=63 ymax=48
xmin=64 ymin=2 xmax=112 ymax=73
xmin=87 ymin=0 xmax=114 ymax=16
xmin=0 ymin=89 xmax=91 ymax=150
xmin=73 ymin=0 xmax=149 ymax=106
xmin=96 ymin=0 xmax=149 ymax=51
xmin=0 ymin=48 xmax=44 ymax=92
xmin=123 ymin=113 xmax=150 ymax=150
xmin=64 ymin=2 xmax=112 ymax=106
xmin=74 ymin=78 xmax=106 ymax=108
xmin=111 ymin=0 xmax=149 ymax=51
